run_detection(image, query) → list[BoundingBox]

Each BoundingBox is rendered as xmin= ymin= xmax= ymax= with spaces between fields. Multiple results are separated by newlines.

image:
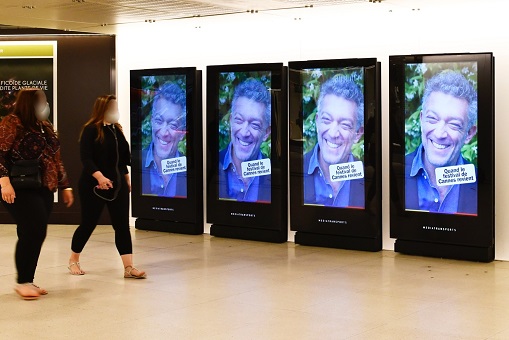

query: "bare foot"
xmin=68 ymin=262 xmax=85 ymax=275
xmin=124 ymin=266 xmax=146 ymax=279
xmin=14 ymin=284 xmax=40 ymax=300
xmin=31 ymin=283 xmax=48 ymax=295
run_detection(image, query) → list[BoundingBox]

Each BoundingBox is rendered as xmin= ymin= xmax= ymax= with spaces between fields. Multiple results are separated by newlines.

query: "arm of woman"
xmin=124 ymin=173 xmax=131 ymax=193
xmin=0 ymin=115 xmax=18 ymax=203
xmin=118 ymin=124 xmax=131 ymax=175
xmin=80 ymin=125 xmax=100 ymax=176
xmin=55 ymin=149 xmax=74 ymax=207
xmin=80 ymin=125 xmax=111 ymax=188
xmin=118 ymin=127 xmax=131 ymax=192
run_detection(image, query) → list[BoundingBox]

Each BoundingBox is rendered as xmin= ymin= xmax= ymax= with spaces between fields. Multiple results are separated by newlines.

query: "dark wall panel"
xmin=0 ymin=33 xmax=116 ymax=224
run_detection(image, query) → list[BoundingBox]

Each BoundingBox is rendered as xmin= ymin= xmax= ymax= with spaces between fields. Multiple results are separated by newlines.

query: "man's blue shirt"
xmin=408 ymin=144 xmax=462 ymax=213
xmin=305 ymin=144 xmax=353 ymax=207
xmin=220 ymin=142 xmax=262 ymax=202
xmin=143 ymin=142 xmax=180 ymax=197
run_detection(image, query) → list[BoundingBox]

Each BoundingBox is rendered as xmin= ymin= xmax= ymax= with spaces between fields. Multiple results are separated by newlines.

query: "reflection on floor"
xmin=1 ymin=224 xmax=509 ymax=339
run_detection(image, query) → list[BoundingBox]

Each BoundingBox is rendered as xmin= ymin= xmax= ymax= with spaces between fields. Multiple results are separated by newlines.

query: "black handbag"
xmin=10 ymin=159 xmax=42 ymax=189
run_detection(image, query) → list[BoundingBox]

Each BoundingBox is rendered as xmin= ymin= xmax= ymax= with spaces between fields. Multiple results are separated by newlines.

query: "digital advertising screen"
xmin=138 ymin=74 xmax=188 ymax=199
xmin=217 ymin=71 xmax=272 ymax=204
xmin=403 ymin=62 xmax=479 ymax=216
xmin=300 ymin=67 xmax=365 ymax=209
xmin=206 ymin=63 xmax=287 ymax=242
xmin=130 ymin=67 xmax=203 ymax=234
xmin=289 ymin=58 xmax=381 ymax=250
xmin=389 ymin=53 xmax=494 ymax=261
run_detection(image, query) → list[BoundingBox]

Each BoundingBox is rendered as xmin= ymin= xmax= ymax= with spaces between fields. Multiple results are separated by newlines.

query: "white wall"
xmin=116 ymin=1 xmax=509 ymax=259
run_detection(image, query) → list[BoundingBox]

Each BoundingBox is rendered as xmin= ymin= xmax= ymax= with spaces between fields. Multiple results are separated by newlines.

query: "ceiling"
xmin=0 ymin=0 xmax=371 ymax=34
xmin=0 ymin=0 xmax=497 ymax=35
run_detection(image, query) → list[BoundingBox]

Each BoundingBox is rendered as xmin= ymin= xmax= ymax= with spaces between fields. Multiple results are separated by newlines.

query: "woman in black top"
xmin=68 ymin=95 xmax=145 ymax=279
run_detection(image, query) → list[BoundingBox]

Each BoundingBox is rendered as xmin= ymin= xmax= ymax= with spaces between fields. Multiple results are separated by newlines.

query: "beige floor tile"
xmin=354 ymin=303 xmax=508 ymax=339
xmin=1 ymin=224 xmax=509 ymax=339
xmin=488 ymin=328 xmax=509 ymax=340
xmin=349 ymin=326 xmax=486 ymax=340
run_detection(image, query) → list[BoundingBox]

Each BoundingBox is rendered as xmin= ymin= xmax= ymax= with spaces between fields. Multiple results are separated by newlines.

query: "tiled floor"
xmin=1 ymin=224 xmax=509 ymax=339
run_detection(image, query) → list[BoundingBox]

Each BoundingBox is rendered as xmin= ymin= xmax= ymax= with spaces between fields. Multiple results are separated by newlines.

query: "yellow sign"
xmin=0 ymin=44 xmax=54 ymax=57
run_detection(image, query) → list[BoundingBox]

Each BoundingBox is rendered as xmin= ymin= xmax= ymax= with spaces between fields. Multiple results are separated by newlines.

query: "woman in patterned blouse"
xmin=0 ymin=88 xmax=74 ymax=300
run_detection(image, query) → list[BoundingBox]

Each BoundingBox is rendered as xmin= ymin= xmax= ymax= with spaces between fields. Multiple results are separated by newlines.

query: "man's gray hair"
xmin=231 ymin=78 xmax=271 ymax=127
xmin=153 ymin=81 xmax=186 ymax=128
xmin=422 ymin=70 xmax=477 ymax=129
xmin=317 ymin=75 xmax=364 ymax=130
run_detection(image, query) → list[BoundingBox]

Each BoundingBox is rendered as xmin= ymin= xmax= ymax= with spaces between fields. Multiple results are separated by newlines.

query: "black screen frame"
xmin=288 ymin=58 xmax=382 ymax=246
xmin=206 ymin=63 xmax=287 ymax=237
xmin=389 ymin=53 xmax=495 ymax=254
xmin=130 ymin=67 xmax=203 ymax=229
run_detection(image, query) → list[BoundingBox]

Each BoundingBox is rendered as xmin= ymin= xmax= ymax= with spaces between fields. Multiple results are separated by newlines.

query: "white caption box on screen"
xmin=435 ymin=163 xmax=476 ymax=187
xmin=329 ymin=161 xmax=364 ymax=182
xmin=161 ymin=156 xmax=187 ymax=175
xmin=241 ymin=158 xmax=271 ymax=178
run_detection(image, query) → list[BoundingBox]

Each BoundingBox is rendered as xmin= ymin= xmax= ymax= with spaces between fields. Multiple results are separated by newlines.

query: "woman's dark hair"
xmin=13 ymin=88 xmax=54 ymax=135
xmin=79 ymin=94 xmax=122 ymax=143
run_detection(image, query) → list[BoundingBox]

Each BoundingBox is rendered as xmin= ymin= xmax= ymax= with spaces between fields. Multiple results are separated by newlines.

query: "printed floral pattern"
xmin=0 ymin=114 xmax=70 ymax=191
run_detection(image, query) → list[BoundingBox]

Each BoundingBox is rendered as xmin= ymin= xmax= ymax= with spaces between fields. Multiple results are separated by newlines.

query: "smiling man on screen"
xmin=303 ymin=75 xmax=365 ymax=208
xmin=218 ymin=78 xmax=272 ymax=203
xmin=405 ymin=70 xmax=478 ymax=215
xmin=142 ymin=82 xmax=187 ymax=198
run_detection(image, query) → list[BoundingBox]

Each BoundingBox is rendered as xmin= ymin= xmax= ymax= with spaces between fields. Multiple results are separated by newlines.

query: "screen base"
xmin=295 ymin=232 xmax=382 ymax=252
xmin=135 ymin=218 xmax=203 ymax=235
xmin=394 ymin=239 xmax=494 ymax=263
xmin=210 ymin=224 xmax=287 ymax=243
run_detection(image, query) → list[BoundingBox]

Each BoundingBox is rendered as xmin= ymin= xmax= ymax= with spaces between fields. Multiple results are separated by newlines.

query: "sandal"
xmin=30 ymin=283 xmax=48 ymax=295
xmin=68 ymin=262 xmax=85 ymax=275
xmin=14 ymin=283 xmax=40 ymax=300
xmin=124 ymin=266 xmax=146 ymax=279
